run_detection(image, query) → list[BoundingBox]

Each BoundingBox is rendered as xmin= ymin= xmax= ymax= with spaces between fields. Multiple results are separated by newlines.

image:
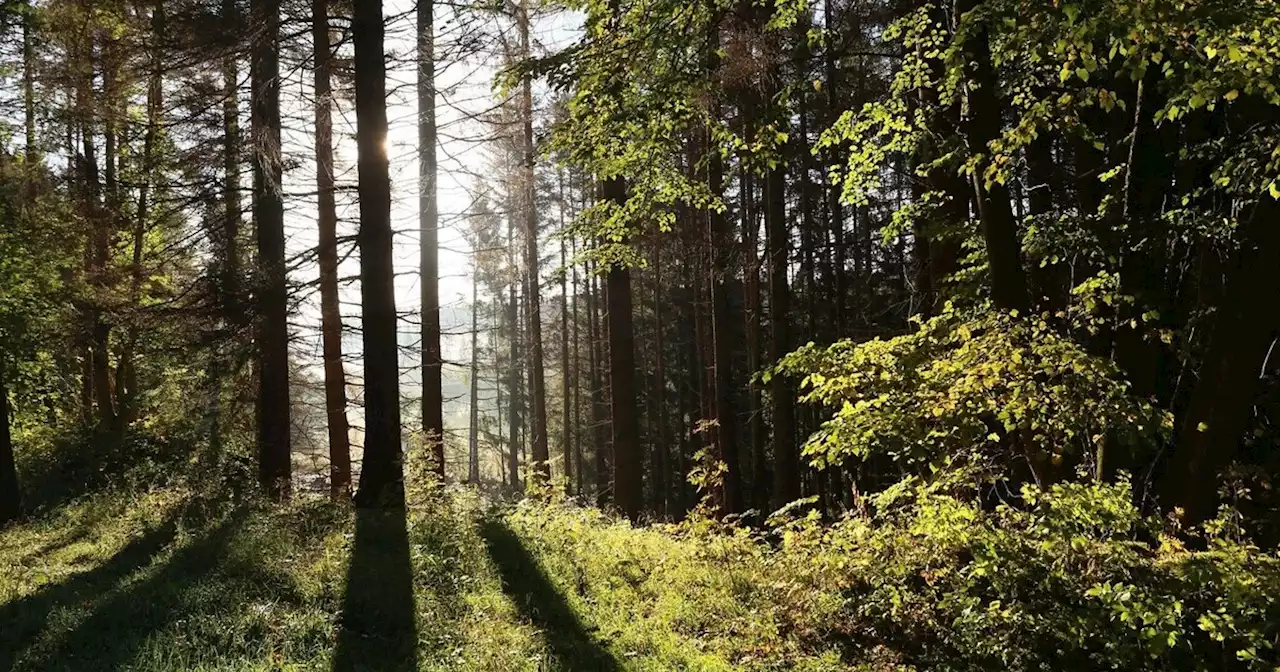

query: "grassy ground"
xmin=0 ymin=482 xmax=622 ymax=672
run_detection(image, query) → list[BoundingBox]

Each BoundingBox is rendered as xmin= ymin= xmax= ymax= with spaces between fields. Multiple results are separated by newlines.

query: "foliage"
xmin=502 ymin=478 xmax=1280 ymax=671
xmin=775 ymin=306 xmax=1171 ymax=482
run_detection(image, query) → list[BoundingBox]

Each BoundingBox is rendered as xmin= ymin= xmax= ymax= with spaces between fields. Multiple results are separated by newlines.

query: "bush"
xmin=502 ymin=477 xmax=1280 ymax=671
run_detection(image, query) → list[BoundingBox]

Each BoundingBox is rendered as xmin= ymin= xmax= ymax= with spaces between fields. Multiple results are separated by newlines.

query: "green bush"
xmin=502 ymin=478 xmax=1280 ymax=671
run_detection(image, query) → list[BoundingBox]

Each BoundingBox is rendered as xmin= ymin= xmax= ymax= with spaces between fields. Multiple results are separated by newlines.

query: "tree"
xmin=352 ymin=0 xmax=403 ymax=508
xmin=419 ymin=0 xmax=445 ymax=480
xmin=252 ymin=0 xmax=291 ymax=500
xmin=313 ymin=0 xmax=352 ymax=500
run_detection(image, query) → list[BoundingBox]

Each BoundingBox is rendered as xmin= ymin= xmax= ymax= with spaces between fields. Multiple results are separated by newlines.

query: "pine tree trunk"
xmin=507 ymin=265 xmax=522 ymax=492
xmin=766 ymin=164 xmax=800 ymax=509
xmin=352 ymin=0 xmax=402 ymax=508
xmin=707 ymin=139 xmax=744 ymax=515
xmin=419 ymin=0 xmax=445 ymax=479
xmin=652 ymin=236 xmax=669 ymax=519
xmin=314 ymin=0 xmax=352 ymax=499
xmin=602 ymin=177 xmax=642 ymax=520
xmin=468 ymin=275 xmax=481 ymax=482
xmin=23 ymin=0 xmax=37 ymax=160
xmin=252 ymin=0 xmax=291 ymax=500
xmin=589 ymin=261 xmax=610 ymax=505
xmin=0 ymin=353 xmax=20 ymax=525
xmin=518 ymin=1 xmax=549 ymax=484
xmin=559 ymin=170 xmax=572 ymax=493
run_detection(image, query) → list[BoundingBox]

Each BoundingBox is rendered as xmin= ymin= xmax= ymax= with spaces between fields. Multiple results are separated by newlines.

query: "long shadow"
xmin=332 ymin=507 xmax=419 ymax=672
xmin=480 ymin=520 xmax=621 ymax=671
xmin=0 ymin=514 xmax=181 ymax=671
xmin=18 ymin=508 xmax=251 ymax=671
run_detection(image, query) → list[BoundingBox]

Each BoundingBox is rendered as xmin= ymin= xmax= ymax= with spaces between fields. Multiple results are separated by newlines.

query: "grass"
xmin=0 ymin=478 xmax=632 ymax=672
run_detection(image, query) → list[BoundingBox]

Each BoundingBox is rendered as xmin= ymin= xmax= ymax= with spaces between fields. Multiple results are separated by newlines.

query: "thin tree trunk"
xmin=572 ymin=235 xmax=583 ymax=496
xmin=518 ymin=1 xmax=550 ymax=485
xmin=352 ymin=0 xmax=402 ymax=508
xmin=419 ymin=0 xmax=445 ymax=479
xmin=23 ymin=0 xmax=37 ymax=160
xmin=314 ymin=0 xmax=352 ymax=499
xmin=468 ymin=274 xmax=481 ymax=482
xmin=652 ymin=236 xmax=669 ymax=519
xmin=766 ymin=164 xmax=799 ymax=509
xmin=559 ymin=169 xmax=572 ymax=492
xmin=0 ymin=353 xmax=19 ymax=524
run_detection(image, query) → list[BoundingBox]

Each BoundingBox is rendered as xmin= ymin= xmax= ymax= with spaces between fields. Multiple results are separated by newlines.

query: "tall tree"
xmin=252 ymin=0 xmax=291 ymax=500
xmin=352 ymin=0 xmax=403 ymax=508
xmin=603 ymin=177 xmax=642 ymax=520
xmin=313 ymin=0 xmax=352 ymax=499
xmin=0 ymin=352 xmax=18 ymax=524
xmin=519 ymin=0 xmax=550 ymax=485
xmin=419 ymin=0 xmax=445 ymax=479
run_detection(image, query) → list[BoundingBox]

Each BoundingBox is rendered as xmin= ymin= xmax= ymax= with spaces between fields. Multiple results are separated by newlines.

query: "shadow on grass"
xmin=15 ymin=508 xmax=252 ymax=671
xmin=0 ymin=515 xmax=182 ymax=671
xmin=331 ymin=507 xmax=419 ymax=672
xmin=480 ymin=520 xmax=620 ymax=671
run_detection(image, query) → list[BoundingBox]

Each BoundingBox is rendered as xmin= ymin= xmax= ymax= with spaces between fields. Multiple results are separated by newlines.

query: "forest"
xmin=2 ymin=0 xmax=1280 ymax=668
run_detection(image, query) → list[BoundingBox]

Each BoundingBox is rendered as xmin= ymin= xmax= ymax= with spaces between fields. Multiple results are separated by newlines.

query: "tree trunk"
xmin=518 ymin=1 xmax=549 ymax=485
xmin=23 ymin=0 xmax=37 ymax=160
xmin=602 ymin=177 xmax=642 ymax=520
xmin=1164 ymin=197 xmax=1280 ymax=525
xmin=707 ymin=141 xmax=744 ymax=515
xmin=766 ymin=164 xmax=800 ymax=509
xmin=0 ymin=353 xmax=19 ymax=525
xmin=652 ymin=236 xmax=669 ymax=519
xmin=960 ymin=6 xmax=1029 ymax=315
xmin=419 ymin=0 xmax=445 ymax=479
xmin=590 ymin=260 xmax=610 ymax=505
xmin=559 ymin=170 xmax=572 ymax=493
xmin=507 ymin=250 xmax=522 ymax=492
xmin=314 ymin=0 xmax=352 ymax=499
xmin=468 ymin=274 xmax=481 ymax=482
xmin=252 ymin=0 xmax=291 ymax=501
xmin=352 ymin=0 xmax=403 ymax=508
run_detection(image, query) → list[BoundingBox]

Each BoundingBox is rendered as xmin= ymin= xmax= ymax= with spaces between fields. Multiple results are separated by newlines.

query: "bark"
xmin=602 ymin=178 xmax=642 ymax=520
xmin=559 ymin=170 xmax=572 ymax=493
xmin=572 ymin=236 xmax=584 ymax=496
xmin=117 ymin=0 xmax=165 ymax=429
xmin=742 ymin=160 xmax=767 ymax=509
xmin=652 ymin=237 xmax=669 ymax=519
xmin=419 ymin=0 xmax=445 ymax=479
xmin=23 ymin=1 xmax=37 ymax=160
xmin=1164 ymin=197 xmax=1280 ymax=525
xmin=0 ymin=353 xmax=19 ymax=525
xmin=352 ymin=0 xmax=403 ymax=508
xmin=507 ymin=244 xmax=522 ymax=491
xmin=519 ymin=0 xmax=550 ymax=484
xmin=252 ymin=0 xmax=291 ymax=500
xmin=468 ymin=275 xmax=481 ymax=482
xmin=960 ymin=6 xmax=1029 ymax=314
xmin=708 ymin=165 xmax=744 ymax=513
xmin=766 ymin=163 xmax=799 ymax=509
xmin=824 ymin=0 xmax=846 ymax=335
xmin=315 ymin=0 xmax=352 ymax=499
xmin=589 ymin=260 xmax=610 ymax=505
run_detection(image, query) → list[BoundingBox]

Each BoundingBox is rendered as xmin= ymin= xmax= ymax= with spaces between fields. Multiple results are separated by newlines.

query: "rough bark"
xmin=419 ymin=0 xmax=445 ymax=479
xmin=1164 ymin=197 xmax=1280 ymax=525
xmin=0 ymin=353 xmax=19 ymax=525
xmin=252 ymin=0 xmax=291 ymax=500
xmin=314 ymin=0 xmax=352 ymax=499
xmin=352 ymin=0 xmax=403 ymax=508
xmin=602 ymin=177 xmax=642 ymax=520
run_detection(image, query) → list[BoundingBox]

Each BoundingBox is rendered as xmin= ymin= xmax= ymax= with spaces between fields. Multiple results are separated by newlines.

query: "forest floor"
xmin=0 ymin=481 xmax=630 ymax=672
